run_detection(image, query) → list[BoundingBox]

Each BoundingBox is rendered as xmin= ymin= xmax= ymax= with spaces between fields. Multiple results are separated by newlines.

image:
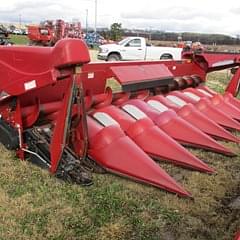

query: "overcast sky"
xmin=1 ymin=0 xmax=240 ymax=36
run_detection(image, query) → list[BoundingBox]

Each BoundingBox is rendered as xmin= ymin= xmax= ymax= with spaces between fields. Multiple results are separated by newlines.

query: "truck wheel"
xmin=107 ymin=53 xmax=121 ymax=61
xmin=160 ymin=54 xmax=173 ymax=60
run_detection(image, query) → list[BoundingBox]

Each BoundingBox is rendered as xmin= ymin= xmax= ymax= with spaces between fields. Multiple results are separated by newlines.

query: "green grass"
xmin=9 ymin=34 xmax=29 ymax=45
xmin=0 ymin=71 xmax=239 ymax=239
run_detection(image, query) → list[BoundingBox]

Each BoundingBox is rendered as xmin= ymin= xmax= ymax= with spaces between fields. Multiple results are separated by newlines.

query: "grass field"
xmin=9 ymin=34 xmax=29 ymax=45
xmin=1 ymin=35 xmax=239 ymax=240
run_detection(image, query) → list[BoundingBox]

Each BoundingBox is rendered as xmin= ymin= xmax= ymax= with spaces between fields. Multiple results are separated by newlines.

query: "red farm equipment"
xmin=27 ymin=19 xmax=82 ymax=46
xmin=0 ymin=39 xmax=240 ymax=198
xmin=235 ymin=232 xmax=240 ymax=240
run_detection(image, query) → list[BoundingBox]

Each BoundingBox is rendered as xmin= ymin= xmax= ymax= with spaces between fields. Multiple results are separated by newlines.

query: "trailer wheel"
xmin=160 ymin=53 xmax=173 ymax=60
xmin=107 ymin=53 xmax=121 ymax=61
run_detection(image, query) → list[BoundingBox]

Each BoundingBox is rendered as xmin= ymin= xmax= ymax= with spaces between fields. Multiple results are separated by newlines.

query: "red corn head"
xmin=211 ymin=94 xmax=240 ymax=122
xmin=184 ymin=88 xmax=240 ymax=124
xmin=86 ymin=117 xmax=190 ymax=196
xmin=198 ymin=85 xmax=240 ymax=110
xmin=234 ymin=231 xmax=240 ymax=240
xmin=92 ymin=105 xmax=214 ymax=173
xmin=148 ymin=95 xmax=239 ymax=145
xmin=224 ymin=92 xmax=240 ymax=109
xmin=170 ymin=91 xmax=240 ymax=137
xmin=124 ymin=99 xmax=234 ymax=155
xmin=197 ymin=85 xmax=219 ymax=96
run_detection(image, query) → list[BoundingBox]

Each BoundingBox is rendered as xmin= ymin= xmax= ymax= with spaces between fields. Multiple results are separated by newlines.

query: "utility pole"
xmin=149 ymin=26 xmax=152 ymax=42
xmin=86 ymin=9 xmax=88 ymax=34
xmin=19 ymin=14 xmax=22 ymax=28
xmin=94 ymin=0 xmax=97 ymax=33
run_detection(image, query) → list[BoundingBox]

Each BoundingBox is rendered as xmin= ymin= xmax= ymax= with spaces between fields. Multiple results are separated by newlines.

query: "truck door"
xmin=121 ymin=38 xmax=145 ymax=60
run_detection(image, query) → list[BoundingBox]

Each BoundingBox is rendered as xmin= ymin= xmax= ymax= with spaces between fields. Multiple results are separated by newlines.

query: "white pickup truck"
xmin=97 ymin=37 xmax=182 ymax=61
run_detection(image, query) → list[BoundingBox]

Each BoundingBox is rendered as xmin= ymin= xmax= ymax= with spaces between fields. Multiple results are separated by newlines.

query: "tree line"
xmin=98 ymin=23 xmax=240 ymax=45
xmin=126 ymin=31 xmax=240 ymax=45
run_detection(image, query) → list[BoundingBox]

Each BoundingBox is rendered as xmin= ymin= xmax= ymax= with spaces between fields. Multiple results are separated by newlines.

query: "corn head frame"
xmin=0 ymin=39 xmax=240 ymax=198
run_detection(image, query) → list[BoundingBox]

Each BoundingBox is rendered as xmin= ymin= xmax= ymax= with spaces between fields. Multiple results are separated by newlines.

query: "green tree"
xmin=110 ymin=23 xmax=123 ymax=41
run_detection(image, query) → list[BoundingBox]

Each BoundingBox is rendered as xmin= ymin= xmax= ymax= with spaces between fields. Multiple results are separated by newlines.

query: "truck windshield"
xmin=118 ymin=38 xmax=130 ymax=46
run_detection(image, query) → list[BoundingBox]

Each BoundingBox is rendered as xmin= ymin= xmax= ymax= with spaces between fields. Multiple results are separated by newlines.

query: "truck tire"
xmin=107 ymin=53 xmax=121 ymax=61
xmin=160 ymin=53 xmax=173 ymax=60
